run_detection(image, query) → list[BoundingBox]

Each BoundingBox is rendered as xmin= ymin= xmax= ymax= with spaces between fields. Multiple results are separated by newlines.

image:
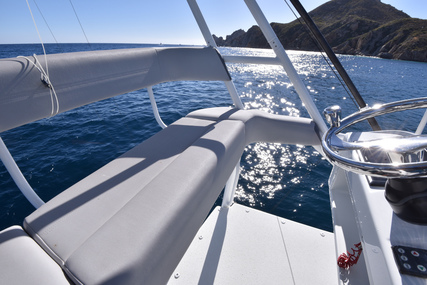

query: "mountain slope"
xmin=213 ymin=0 xmax=427 ymax=62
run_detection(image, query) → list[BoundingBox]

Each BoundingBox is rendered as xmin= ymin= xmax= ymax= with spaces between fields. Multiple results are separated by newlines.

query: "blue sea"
xmin=0 ymin=43 xmax=426 ymax=232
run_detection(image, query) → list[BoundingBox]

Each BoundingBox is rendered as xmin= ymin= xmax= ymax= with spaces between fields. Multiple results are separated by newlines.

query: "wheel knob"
xmin=324 ymin=105 xmax=342 ymax=128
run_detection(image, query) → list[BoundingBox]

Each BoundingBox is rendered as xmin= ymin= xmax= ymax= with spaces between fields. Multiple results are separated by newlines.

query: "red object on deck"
xmin=337 ymin=242 xmax=363 ymax=269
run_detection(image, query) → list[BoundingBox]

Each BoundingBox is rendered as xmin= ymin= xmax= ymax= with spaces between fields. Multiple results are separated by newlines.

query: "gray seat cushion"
xmin=24 ymin=116 xmax=245 ymax=285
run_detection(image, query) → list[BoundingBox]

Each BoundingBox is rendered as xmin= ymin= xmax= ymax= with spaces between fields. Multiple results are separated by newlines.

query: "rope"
xmin=24 ymin=0 xmax=60 ymax=117
xmin=25 ymin=0 xmax=48 ymax=65
xmin=18 ymin=55 xmax=60 ymax=117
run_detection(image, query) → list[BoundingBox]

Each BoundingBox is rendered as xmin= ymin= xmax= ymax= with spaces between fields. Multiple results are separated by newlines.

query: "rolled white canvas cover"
xmin=0 ymin=47 xmax=231 ymax=133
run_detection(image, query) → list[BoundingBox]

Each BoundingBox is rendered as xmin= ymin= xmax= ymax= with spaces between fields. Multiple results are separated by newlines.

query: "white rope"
xmin=18 ymin=55 xmax=60 ymax=117
xmin=24 ymin=0 xmax=60 ymax=117
xmin=25 ymin=0 xmax=47 ymax=65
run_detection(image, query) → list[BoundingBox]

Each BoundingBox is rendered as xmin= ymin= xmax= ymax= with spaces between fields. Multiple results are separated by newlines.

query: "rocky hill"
xmin=213 ymin=0 xmax=427 ymax=62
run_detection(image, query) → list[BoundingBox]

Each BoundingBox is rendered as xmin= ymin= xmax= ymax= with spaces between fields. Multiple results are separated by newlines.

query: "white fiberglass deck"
xmin=168 ymin=203 xmax=338 ymax=284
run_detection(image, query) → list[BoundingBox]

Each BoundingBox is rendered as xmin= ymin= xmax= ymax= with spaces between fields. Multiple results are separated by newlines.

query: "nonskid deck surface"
xmin=168 ymin=203 xmax=338 ymax=284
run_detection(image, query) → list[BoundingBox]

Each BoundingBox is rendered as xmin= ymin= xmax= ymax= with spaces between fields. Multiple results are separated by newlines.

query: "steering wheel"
xmin=321 ymin=97 xmax=427 ymax=178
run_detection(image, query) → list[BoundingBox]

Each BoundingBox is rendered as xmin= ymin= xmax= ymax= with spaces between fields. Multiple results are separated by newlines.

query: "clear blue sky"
xmin=0 ymin=0 xmax=425 ymax=45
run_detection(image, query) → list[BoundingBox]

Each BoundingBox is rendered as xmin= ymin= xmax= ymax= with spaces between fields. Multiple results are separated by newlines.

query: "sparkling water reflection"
xmin=220 ymin=48 xmax=333 ymax=230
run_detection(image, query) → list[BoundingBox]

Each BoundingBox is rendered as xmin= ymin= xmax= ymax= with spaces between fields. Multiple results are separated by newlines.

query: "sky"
xmin=0 ymin=0 xmax=426 ymax=45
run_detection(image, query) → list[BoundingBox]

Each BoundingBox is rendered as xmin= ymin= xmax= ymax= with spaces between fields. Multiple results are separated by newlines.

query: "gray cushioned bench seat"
xmin=15 ymin=108 xmax=320 ymax=285
xmin=23 ymin=115 xmax=246 ymax=285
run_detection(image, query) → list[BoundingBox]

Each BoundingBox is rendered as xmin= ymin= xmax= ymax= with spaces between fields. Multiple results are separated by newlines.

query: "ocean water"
xmin=0 ymin=43 xmax=426 ymax=232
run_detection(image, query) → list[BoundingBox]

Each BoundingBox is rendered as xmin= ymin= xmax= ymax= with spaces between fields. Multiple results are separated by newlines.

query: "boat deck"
xmin=168 ymin=203 xmax=338 ymax=284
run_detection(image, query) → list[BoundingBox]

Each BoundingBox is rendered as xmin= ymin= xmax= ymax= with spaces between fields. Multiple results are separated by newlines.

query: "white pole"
xmin=224 ymin=81 xmax=244 ymax=109
xmin=186 ymin=0 xmax=217 ymax=47
xmin=187 ymin=0 xmax=244 ymax=109
xmin=0 ymin=137 xmax=44 ymax=208
xmin=244 ymin=0 xmax=328 ymax=135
